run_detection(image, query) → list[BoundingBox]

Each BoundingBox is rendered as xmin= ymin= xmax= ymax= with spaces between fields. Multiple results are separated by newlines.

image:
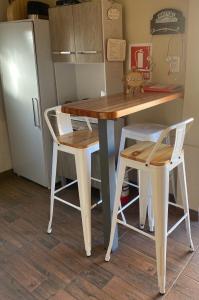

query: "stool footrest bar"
xmin=54 ymin=196 xmax=81 ymax=211
xmin=54 ymin=195 xmax=102 ymax=211
xmin=169 ymin=202 xmax=184 ymax=209
xmin=91 ymin=177 xmax=101 ymax=183
xmin=167 ymin=214 xmax=187 ymax=237
xmin=118 ymin=195 xmax=139 ymax=214
xmin=123 ymin=180 xmax=139 ymax=188
xmin=117 ymin=219 xmax=155 ymax=240
xmin=91 ymin=200 xmax=102 ymax=209
xmin=54 ymin=180 xmax=78 ymax=194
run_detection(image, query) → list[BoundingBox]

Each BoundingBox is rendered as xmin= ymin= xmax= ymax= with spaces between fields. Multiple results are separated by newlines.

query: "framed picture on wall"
xmin=129 ymin=43 xmax=152 ymax=81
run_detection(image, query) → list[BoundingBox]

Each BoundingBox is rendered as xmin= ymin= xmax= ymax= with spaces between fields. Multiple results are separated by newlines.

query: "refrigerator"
xmin=0 ymin=20 xmax=57 ymax=187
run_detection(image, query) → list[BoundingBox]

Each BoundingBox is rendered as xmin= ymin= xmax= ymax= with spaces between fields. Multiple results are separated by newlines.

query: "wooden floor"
xmin=0 ymin=172 xmax=199 ymax=300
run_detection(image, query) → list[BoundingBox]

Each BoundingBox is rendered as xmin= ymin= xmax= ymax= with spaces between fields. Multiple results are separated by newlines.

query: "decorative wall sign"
xmin=107 ymin=39 xmax=126 ymax=62
xmin=107 ymin=7 xmax=120 ymax=20
xmin=151 ymin=9 xmax=185 ymax=35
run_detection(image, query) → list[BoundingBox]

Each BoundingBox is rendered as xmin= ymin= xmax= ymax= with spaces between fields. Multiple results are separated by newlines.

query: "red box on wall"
xmin=130 ymin=43 xmax=152 ymax=80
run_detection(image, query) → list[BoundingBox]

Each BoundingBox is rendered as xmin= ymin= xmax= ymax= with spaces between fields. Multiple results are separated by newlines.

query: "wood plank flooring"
xmin=0 ymin=172 xmax=199 ymax=300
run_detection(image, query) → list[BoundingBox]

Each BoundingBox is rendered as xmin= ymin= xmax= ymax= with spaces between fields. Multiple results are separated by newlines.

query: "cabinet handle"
xmin=52 ymin=51 xmax=75 ymax=55
xmin=77 ymin=50 xmax=98 ymax=54
xmin=32 ymin=98 xmax=41 ymax=128
xmin=53 ymin=50 xmax=100 ymax=55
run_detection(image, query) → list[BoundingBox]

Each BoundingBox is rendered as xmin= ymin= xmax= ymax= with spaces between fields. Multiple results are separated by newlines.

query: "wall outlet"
xmin=166 ymin=56 xmax=180 ymax=73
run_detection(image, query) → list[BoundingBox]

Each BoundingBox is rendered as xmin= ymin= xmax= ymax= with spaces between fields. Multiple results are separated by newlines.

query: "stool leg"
xmin=118 ymin=163 xmax=127 ymax=224
xmin=117 ymin=132 xmax=127 ymax=224
xmin=75 ymin=149 xmax=92 ymax=257
xmin=152 ymin=167 xmax=169 ymax=295
xmin=170 ymin=171 xmax=176 ymax=200
xmin=139 ymin=171 xmax=149 ymax=230
xmin=178 ymin=158 xmax=194 ymax=251
xmin=47 ymin=142 xmax=58 ymax=234
xmin=147 ymin=177 xmax=155 ymax=232
xmin=118 ymin=130 xmax=126 ymax=154
xmin=166 ymin=136 xmax=176 ymax=200
xmin=105 ymin=158 xmax=126 ymax=261
xmin=119 ymin=203 xmax=127 ymax=224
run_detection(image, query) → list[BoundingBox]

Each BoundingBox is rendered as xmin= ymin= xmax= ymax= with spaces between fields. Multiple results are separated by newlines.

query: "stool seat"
xmin=118 ymin=122 xmax=176 ymax=232
xmin=122 ymin=123 xmax=166 ymax=142
xmin=58 ymin=130 xmax=99 ymax=149
xmin=121 ymin=141 xmax=174 ymax=166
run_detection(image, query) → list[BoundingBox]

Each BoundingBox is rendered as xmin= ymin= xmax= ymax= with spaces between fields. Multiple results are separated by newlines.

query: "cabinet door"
xmin=73 ymin=1 xmax=104 ymax=63
xmin=49 ymin=6 xmax=76 ymax=62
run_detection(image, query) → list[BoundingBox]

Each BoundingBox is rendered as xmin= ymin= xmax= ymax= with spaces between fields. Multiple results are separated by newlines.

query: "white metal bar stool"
xmin=106 ymin=118 xmax=194 ymax=294
xmin=45 ymin=106 xmax=101 ymax=257
xmin=118 ymin=123 xmax=176 ymax=231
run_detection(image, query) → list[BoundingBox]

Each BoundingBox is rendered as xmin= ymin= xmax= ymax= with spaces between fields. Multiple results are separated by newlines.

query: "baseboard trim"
xmin=0 ymin=169 xmax=13 ymax=179
xmin=190 ymin=209 xmax=199 ymax=221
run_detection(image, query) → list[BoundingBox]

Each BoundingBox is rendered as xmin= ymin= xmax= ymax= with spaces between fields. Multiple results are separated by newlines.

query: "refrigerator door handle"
xmin=32 ymin=98 xmax=41 ymax=128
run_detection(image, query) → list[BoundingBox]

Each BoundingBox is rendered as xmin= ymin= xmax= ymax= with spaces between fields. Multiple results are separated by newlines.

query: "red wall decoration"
xmin=130 ymin=43 xmax=152 ymax=81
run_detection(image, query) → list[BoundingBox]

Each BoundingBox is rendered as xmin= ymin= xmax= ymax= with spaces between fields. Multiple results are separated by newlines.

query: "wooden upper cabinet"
xmin=73 ymin=1 xmax=103 ymax=63
xmin=49 ymin=5 xmax=76 ymax=63
xmin=49 ymin=1 xmax=104 ymax=63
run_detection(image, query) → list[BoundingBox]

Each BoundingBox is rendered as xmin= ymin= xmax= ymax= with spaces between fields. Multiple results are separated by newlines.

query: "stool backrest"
xmin=44 ymin=106 xmax=92 ymax=144
xmin=146 ymin=118 xmax=194 ymax=165
xmin=56 ymin=107 xmax=73 ymax=136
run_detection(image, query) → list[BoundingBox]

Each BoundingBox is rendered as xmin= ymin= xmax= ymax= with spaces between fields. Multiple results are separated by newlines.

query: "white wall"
xmin=54 ymin=63 xmax=77 ymax=104
xmin=0 ymin=0 xmax=12 ymax=172
xmin=75 ymin=64 xmax=106 ymax=100
xmin=54 ymin=63 xmax=106 ymax=104
xmin=0 ymin=0 xmax=8 ymax=20
xmin=118 ymin=0 xmax=199 ymax=211
xmin=182 ymin=0 xmax=199 ymax=211
xmin=119 ymin=0 xmax=188 ymax=126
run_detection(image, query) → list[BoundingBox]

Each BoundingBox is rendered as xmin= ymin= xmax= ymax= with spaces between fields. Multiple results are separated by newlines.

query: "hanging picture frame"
xmin=107 ymin=7 xmax=120 ymax=20
xmin=107 ymin=39 xmax=126 ymax=62
xmin=151 ymin=8 xmax=185 ymax=35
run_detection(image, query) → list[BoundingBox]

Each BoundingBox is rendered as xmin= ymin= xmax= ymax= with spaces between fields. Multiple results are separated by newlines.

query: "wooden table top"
xmin=61 ymin=91 xmax=183 ymax=120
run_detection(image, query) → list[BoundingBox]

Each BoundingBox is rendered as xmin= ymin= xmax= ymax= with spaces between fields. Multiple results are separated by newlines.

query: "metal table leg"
xmin=98 ymin=119 xmax=118 ymax=250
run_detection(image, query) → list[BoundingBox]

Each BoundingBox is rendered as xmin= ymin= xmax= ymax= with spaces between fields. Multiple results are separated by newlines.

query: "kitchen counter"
xmin=62 ymin=91 xmax=183 ymax=119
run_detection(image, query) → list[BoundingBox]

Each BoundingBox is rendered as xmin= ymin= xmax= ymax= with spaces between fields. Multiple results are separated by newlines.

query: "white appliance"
xmin=0 ymin=20 xmax=57 ymax=187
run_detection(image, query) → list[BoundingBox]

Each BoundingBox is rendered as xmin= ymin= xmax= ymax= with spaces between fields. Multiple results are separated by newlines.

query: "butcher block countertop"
xmin=61 ymin=91 xmax=184 ymax=120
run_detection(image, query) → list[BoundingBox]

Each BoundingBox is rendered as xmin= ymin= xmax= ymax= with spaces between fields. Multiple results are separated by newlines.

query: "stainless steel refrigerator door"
xmin=0 ymin=21 xmax=48 ymax=186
